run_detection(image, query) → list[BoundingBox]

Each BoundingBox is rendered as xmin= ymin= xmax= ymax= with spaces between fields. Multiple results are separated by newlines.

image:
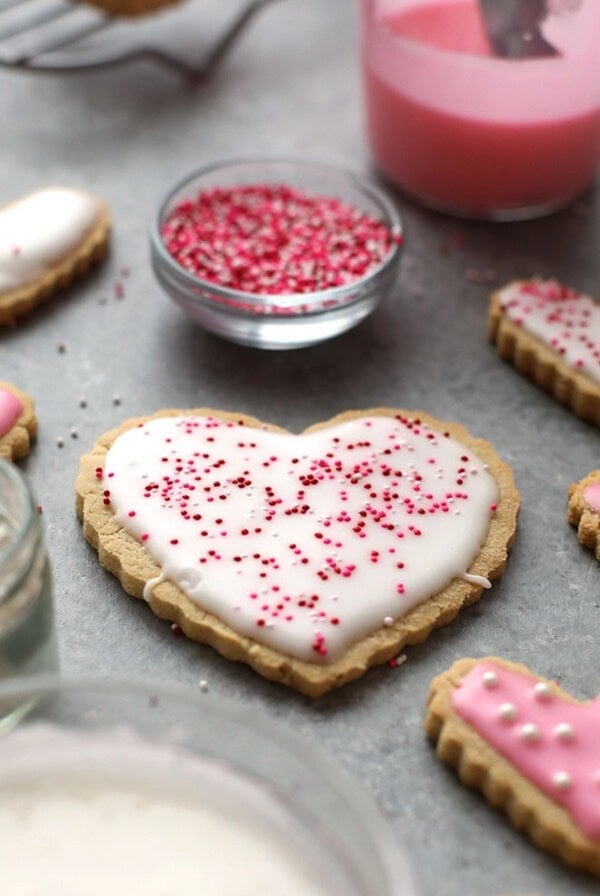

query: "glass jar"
xmin=359 ymin=0 xmax=600 ymax=219
xmin=0 ymin=460 xmax=58 ymax=724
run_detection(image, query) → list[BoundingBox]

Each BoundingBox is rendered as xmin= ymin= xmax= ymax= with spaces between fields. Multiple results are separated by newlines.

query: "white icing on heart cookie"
xmin=0 ymin=188 xmax=102 ymax=293
xmin=104 ymin=414 xmax=498 ymax=663
xmin=497 ymin=279 xmax=600 ymax=383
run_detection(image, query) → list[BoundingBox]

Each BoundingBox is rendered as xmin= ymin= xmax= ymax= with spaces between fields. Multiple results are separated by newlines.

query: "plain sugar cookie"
xmin=0 ymin=187 xmax=110 ymax=325
xmin=76 ymin=409 xmax=519 ymax=696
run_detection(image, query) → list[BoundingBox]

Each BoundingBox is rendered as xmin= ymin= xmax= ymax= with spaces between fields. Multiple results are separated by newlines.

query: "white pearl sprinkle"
xmin=198 ymin=679 xmax=209 ymax=693
xmin=383 ymin=616 xmax=394 ymax=626
xmin=520 ymin=723 xmax=540 ymax=743
xmin=554 ymin=723 xmax=574 ymax=742
xmin=553 ymin=771 xmax=572 ymax=790
xmin=534 ymin=682 xmax=552 ymax=701
xmin=482 ymin=671 xmax=498 ymax=688
xmin=498 ymin=702 xmax=518 ymax=722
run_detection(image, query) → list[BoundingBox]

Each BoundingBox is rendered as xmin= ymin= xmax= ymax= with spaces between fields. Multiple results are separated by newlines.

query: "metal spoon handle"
xmin=480 ymin=0 xmax=558 ymax=57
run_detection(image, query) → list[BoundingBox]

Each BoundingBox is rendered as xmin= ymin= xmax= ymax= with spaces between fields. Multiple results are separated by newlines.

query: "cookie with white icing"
xmin=0 ymin=382 xmax=36 ymax=461
xmin=76 ymin=409 xmax=519 ymax=696
xmin=568 ymin=471 xmax=600 ymax=561
xmin=426 ymin=657 xmax=600 ymax=876
xmin=0 ymin=187 xmax=110 ymax=325
xmin=489 ymin=279 xmax=600 ymax=427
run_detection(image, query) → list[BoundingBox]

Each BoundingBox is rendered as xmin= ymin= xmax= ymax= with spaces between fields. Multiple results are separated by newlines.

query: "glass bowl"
xmin=0 ymin=675 xmax=417 ymax=895
xmin=150 ymin=159 xmax=403 ymax=350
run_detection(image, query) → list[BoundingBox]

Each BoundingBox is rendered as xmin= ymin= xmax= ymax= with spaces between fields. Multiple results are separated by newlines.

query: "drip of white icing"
xmin=462 ymin=572 xmax=492 ymax=589
xmin=143 ymin=572 xmax=165 ymax=603
xmin=105 ymin=415 xmax=499 ymax=662
xmin=0 ymin=188 xmax=101 ymax=293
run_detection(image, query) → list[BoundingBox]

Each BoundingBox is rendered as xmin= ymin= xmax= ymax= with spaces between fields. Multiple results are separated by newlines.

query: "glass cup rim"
xmin=0 ymin=671 xmax=416 ymax=895
xmin=150 ymin=156 xmax=403 ymax=310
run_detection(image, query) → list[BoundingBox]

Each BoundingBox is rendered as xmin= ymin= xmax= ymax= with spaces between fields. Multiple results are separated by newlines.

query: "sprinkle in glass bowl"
xmin=151 ymin=159 xmax=403 ymax=350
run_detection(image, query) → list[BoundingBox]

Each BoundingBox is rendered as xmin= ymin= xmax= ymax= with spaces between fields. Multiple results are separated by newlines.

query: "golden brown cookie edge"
xmin=73 ymin=0 xmax=181 ymax=16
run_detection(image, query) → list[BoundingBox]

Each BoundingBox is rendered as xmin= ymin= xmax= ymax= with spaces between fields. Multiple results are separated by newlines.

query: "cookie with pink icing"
xmin=76 ymin=408 xmax=519 ymax=696
xmin=0 ymin=382 xmax=36 ymax=462
xmin=489 ymin=279 xmax=600 ymax=427
xmin=426 ymin=657 xmax=600 ymax=876
xmin=0 ymin=187 xmax=110 ymax=325
xmin=568 ymin=471 xmax=600 ymax=561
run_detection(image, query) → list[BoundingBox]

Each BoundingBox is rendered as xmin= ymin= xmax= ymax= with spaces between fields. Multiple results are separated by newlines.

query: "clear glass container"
xmin=0 ymin=675 xmax=418 ymax=895
xmin=150 ymin=159 xmax=403 ymax=350
xmin=360 ymin=0 xmax=600 ymax=220
xmin=0 ymin=460 xmax=58 ymax=728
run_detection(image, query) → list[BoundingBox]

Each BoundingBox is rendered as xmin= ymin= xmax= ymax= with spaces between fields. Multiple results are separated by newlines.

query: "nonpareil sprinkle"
xmin=161 ymin=184 xmax=398 ymax=294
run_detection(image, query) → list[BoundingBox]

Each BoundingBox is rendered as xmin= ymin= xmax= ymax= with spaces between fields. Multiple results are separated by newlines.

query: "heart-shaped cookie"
xmin=0 ymin=382 xmax=36 ymax=461
xmin=76 ymin=409 xmax=519 ymax=695
xmin=426 ymin=657 xmax=600 ymax=875
xmin=568 ymin=471 xmax=600 ymax=561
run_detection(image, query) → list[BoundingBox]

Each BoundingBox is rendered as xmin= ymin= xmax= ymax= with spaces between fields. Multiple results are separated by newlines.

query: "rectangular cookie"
xmin=426 ymin=657 xmax=600 ymax=876
xmin=489 ymin=279 xmax=600 ymax=427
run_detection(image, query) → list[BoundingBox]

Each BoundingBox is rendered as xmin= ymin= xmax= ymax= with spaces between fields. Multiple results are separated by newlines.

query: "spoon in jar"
xmin=479 ymin=0 xmax=558 ymax=57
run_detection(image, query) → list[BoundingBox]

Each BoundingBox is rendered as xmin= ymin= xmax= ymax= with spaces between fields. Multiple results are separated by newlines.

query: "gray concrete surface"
xmin=1 ymin=2 xmax=598 ymax=894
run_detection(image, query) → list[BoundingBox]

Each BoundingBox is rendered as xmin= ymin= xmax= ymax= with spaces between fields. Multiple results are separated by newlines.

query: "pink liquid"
xmin=362 ymin=0 xmax=600 ymax=215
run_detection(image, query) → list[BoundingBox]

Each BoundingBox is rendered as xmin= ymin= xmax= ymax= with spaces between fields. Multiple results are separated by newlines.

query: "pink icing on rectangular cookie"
xmin=452 ymin=662 xmax=600 ymax=841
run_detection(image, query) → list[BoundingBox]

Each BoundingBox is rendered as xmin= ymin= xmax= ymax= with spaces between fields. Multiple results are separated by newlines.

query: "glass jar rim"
xmin=0 ymin=459 xmax=36 ymax=593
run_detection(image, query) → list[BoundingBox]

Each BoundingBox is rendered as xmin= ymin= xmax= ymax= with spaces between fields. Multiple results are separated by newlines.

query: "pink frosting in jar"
xmin=452 ymin=661 xmax=600 ymax=841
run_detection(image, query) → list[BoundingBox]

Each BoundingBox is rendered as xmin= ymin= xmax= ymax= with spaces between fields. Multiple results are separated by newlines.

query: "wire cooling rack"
xmin=0 ymin=0 xmax=282 ymax=79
